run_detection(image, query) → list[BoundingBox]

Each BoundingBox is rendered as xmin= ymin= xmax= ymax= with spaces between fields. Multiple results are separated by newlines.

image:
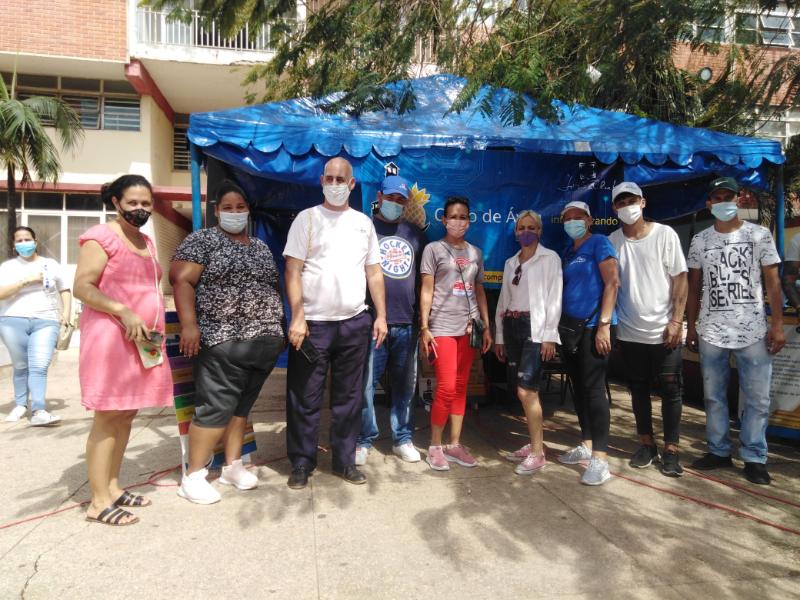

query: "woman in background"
xmin=0 ymin=226 xmax=71 ymax=425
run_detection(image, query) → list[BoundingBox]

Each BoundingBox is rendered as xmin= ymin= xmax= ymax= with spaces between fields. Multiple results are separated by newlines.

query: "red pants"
xmin=431 ymin=335 xmax=475 ymax=427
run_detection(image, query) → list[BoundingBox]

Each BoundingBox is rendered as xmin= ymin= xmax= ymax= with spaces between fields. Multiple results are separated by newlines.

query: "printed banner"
xmin=768 ymin=318 xmax=800 ymax=440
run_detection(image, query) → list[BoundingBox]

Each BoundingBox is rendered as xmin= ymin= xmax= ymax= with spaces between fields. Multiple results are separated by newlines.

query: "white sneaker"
xmin=581 ymin=457 xmax=611 ymax=486
xmin=393 ymin=442 xmax=421 ymax=463
xmin=178 ymin=468 xmax=221 ymax=504
xmin=4 ymin=406 xmax=27 ymax=422
xmin=557 ymin=444 xmax=592 ymax=465
xmin=30 ymin=410 xmax=61 ymax=427
xmin=355 ymin=446 xmax=369 ymax=466
xmin=219 ymin=459 xmax=258 ymax=490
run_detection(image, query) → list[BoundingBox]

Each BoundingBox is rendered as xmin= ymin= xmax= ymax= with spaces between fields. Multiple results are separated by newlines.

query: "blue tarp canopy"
xmin=188 ymin=74 xmax=784 ymax=280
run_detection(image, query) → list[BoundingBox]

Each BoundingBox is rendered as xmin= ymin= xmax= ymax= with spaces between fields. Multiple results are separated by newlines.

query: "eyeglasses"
xmin=512 ymin=264 xmax=522 ymax=286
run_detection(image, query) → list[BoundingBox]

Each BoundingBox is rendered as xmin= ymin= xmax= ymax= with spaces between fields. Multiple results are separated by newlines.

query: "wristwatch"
xmin=598 ymin=317 xmax=611 ymax=327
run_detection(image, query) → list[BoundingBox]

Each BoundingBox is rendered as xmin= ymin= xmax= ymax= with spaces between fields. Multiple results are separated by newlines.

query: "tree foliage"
xmin=144 ymin=0 xmax=800 ymax=135
xmin=0 ymin=69 xmax=83 ymax=257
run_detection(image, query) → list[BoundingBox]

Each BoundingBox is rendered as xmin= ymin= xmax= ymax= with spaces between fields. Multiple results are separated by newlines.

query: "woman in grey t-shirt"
xmin=419 ymin=197 xmax=492 ymax=471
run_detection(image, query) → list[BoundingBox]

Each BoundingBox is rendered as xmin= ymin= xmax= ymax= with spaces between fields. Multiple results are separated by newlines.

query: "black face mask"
xmin=120 ymin=208 xmax=151 ymax=228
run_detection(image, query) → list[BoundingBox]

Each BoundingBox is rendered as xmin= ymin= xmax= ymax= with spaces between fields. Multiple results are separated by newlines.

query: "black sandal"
xmin=85 ymin=505 xmax=139 ymax=526
xmin=114 ymin=491 xmax=152 ymax=508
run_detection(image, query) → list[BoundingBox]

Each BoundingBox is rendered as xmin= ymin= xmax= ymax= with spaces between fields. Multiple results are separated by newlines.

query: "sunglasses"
xmin=512 ymin=264 xmax=522 ymax=286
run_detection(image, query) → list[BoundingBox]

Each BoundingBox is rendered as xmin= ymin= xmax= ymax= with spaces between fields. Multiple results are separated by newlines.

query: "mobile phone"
xmin=299 ymin=337 xmax=320 ymax=363
xmin=427 ymin=343 xmax=438 ymax=364
xmin=148 ymin=331 xmax=164 ymax=346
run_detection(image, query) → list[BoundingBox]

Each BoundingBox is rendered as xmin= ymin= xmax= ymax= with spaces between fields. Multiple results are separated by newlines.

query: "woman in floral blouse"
xmin=170 ymin=180 xmax=285 ymax=505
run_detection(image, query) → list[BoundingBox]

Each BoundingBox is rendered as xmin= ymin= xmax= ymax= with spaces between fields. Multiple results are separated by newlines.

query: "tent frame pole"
xmin=190 ymin=142 xmax=203 ymax=232
xmin=775 ymin=163 xmax=785 ymax=261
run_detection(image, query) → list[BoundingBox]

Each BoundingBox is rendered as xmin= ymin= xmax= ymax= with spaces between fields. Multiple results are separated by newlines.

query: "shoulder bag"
xmin=557 ymin=303 xmax=601 ymax=355
xmin=439 ymin=241 xmax=485 ymax=349
xmin=42 ymin=262 xmax=75 ymax=351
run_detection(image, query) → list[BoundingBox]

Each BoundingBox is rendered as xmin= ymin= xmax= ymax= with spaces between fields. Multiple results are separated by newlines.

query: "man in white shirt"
xmin=686 ymin=177 xmax=785 ymax=486
xmin=781 ymin=233 xmax=800 ymax=312
xmin=610 ymin=182 xmax=688 ymax=477
xmin=283 ymin=157 xmax=388 ymax=489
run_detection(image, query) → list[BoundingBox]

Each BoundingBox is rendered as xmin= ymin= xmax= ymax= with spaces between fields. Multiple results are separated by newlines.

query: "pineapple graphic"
xmin=402 ymin=183 xmax=430 ymax=230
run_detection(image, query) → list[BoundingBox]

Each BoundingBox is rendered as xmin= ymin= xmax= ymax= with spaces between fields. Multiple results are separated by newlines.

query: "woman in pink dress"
xmin=74 ymin=174 xmax=172 ymax=526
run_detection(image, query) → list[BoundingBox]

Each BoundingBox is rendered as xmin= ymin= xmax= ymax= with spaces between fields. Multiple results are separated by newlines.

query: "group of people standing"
xmin=0 ymin=162 xmax=787 ymax=526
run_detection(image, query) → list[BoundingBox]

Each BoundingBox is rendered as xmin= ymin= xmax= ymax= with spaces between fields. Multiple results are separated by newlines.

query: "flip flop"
xmin=85 ymin=505 xmax=139 ymax=526
xmin=114 ymin=490 xmax=152 ymax=507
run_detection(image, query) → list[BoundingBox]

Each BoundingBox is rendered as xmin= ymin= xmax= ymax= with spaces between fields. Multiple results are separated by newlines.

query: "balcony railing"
xmin=136 ymin=7 xmax=289 ymax=53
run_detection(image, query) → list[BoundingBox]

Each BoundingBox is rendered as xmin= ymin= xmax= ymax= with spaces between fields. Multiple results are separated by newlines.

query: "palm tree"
xmin=0 ymin=68 xmax=83 ymax=257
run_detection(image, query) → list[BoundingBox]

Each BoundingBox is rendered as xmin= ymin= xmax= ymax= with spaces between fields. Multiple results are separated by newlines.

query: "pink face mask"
xmin=445 ymin=219 xmax=468 ymax=237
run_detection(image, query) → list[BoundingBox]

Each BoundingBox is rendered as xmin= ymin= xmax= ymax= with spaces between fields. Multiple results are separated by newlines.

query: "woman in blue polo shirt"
xmin=557 ymin=201 xmax=619 ymax=486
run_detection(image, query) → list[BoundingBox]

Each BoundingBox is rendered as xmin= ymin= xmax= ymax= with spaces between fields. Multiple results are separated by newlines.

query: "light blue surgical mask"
xmin=14 ymin=241 xmax=36 ymax=257
xmin=564 ymin=219 xmax=587 ymax=240
xmin=218 ymin=210 xmax=249 ymax=234
xmin=379 ymin=200 xmax=404 ymax=221
xmin=710 ymin=201 xmax=738 ymax=222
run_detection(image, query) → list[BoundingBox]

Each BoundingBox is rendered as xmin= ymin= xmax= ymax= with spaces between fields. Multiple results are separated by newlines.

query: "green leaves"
xmin=0 ymin=65 xmax=84 ymax=256
xmin=141 ymin=0 xmax=800 ymax=136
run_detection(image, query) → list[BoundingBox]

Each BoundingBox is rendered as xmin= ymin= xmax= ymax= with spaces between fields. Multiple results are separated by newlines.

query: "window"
xmin=103 ymin=97 xmax=140 ymax=131
xmin=761 ymin=14 xmax=793 ymax=45
xmin=698 ymin=17 xmax=725 ymax=42
xmin=11 ymin=74 xmax=140 ymax=131
xmin=26 ymin=215 xmax=62 ymax=262
xmin=63 ymin=95 xmax=100 ymax=128
xmin=735 ymin=14 xmax=761 ymax=44
xmin=733 ymin=8 xmax=800 ymax=47
xmin=67 ymin=216 xmax=100 ymax=263
xmin=66 ymin=194 xmax=103 ymax=211
xmin=25 ymin=192 xmax=63 ymax=211
xmin=173 ymin=114 xmax=190 ymax=171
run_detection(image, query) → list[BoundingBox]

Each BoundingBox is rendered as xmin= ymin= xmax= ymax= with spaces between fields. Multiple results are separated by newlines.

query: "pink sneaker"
xmin=505 ymin=443 xmax=532 ymax=463
xmin=427 ymin=445 xmax=450 ymax=471
xmin=443 ymin=444 xmax=478 ymax=467
xmin=514 ymin=453 xmax=546 ymax=475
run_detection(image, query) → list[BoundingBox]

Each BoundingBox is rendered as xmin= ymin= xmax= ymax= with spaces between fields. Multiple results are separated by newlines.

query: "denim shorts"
xmin=502 ymin=316 xmax=542 ymax=392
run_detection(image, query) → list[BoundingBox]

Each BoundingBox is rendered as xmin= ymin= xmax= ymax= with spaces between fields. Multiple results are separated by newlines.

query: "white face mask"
xmin=218 ymin=211 xmax=249 ymax=234
xmin=323 ymin=184 xmax=351 ymax=207
xmin=617 ymin=204 xmax=642 ymax=225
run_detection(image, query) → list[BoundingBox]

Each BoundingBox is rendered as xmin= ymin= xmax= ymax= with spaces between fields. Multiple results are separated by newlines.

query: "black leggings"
xmin=563 ymin=326 xmax=614 ymax=452
xmin=618 ymin=340 xmax=683 ymax=444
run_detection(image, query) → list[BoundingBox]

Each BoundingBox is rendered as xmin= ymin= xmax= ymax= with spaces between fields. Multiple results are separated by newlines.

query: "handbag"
xmin=557 ymin=303 xmax=601 ymax=355
xmin=440 ymin=242 xmax=485 ymax=350
xmin=56 ymin=321 xmax=75 ymax=351
xmin=42 ymin=263 xmax=74 ymax=351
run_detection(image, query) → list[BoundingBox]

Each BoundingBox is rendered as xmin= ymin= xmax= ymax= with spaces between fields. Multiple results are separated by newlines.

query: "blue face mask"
xmin=379 ymin=200 xmax=404 ymax=221
xmin=710 ymin=201 xmax=738 ymax=222
xmin=14 ymin=241 xmax=37 ymax=257
xmin=564 ymin=219 xmax=587 ymax=240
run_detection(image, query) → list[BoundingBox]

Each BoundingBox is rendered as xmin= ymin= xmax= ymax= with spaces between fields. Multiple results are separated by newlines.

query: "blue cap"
xmin=381 ymin=175 xmax=409 ymax=199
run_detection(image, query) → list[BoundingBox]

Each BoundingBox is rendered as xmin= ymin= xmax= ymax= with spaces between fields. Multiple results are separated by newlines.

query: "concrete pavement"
xmin=0 ymin=348 xmax=798 ymax=600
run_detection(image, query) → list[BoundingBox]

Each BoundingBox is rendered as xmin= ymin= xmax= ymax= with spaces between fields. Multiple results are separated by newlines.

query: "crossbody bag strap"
xmin=112 ymin=242 xmax=161 ymax=334
xmin=439 ymin=241 xmax=474 ymax=319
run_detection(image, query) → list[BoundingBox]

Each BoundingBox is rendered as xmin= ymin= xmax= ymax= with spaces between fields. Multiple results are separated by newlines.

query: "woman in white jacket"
xmin=494 ymin=210 xmax=562 ymax=475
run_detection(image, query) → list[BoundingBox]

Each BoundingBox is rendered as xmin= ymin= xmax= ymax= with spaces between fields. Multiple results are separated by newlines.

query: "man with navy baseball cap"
xmin=356 ymin=174 xmax=427 ymax=466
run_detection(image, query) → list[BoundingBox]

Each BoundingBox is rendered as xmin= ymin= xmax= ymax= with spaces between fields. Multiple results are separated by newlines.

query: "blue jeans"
xmin=358 ymin=324 xmax=418 ymax=448
xmin=698 ymin=337 xmax=773 ymax=464
xmin=0 ymin=316 xmax=60 ymax=412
